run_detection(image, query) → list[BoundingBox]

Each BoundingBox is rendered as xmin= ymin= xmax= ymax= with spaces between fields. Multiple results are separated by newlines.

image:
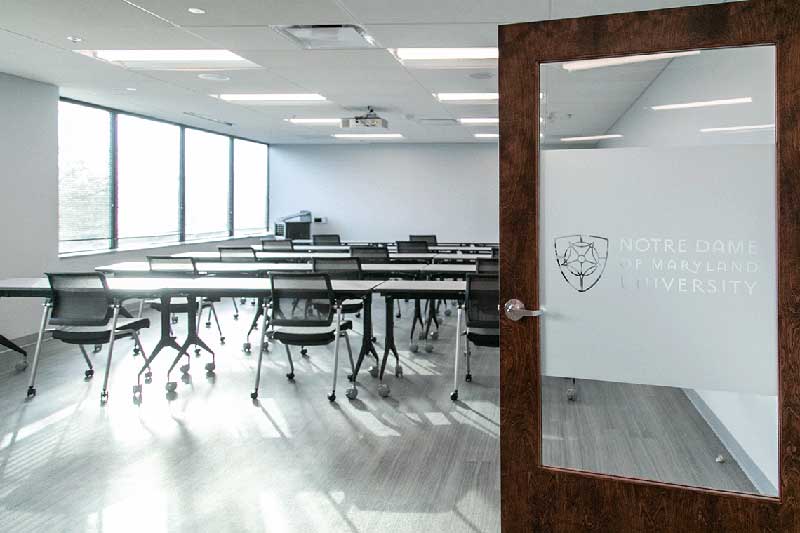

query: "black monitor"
xmin=285 ymin=221 xmax=311 ymax=240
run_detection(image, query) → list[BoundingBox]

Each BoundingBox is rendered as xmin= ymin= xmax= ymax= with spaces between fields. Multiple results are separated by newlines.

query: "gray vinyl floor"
xmin=0 ymin=296 xmax=753 ymax=533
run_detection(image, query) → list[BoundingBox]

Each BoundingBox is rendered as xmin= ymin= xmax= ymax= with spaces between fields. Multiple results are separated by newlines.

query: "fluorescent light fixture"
xmin=187 ymin=7 xmax=206 ymax=14
xmin=67 ymin=35 xmax=83 ymax=43
xmin=89 ymin=49 xmax=246 ymax=62
xmin=700 ymin=124 xmax=775 ymax=133
xmin=217 ymin=93 xmax=327 ymax=102
xmin=652 ymin=97 xmax=752 ymax=110
xmin=562 ymin=50 xmax=700 ymax=72
xmin=332 ymin=133 xmax=403 ymax=139
xmin=474 ymin=133 xmax=499 ymax=139
xmin=561 ymin=134 xmax=623 ymax=142
xmin=393 ymin=48 xmax=498 ymax=61
xmin=284 ymin=118 xmax=342 ymax=125
xmin=458 ymin=118 xmax=499 ymax=125
xmin=435 ymin=92 xmax=498 ymax=102
xmin=125 ymin=87 xmax=136 ymax=91
xmin=197 ymin=73 xmax=230 ymax=81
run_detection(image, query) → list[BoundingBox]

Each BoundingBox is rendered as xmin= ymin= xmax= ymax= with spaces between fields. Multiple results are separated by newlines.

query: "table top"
xmin=375 ymin=280 xmax=467 ymax=296
xmin=96 ymin=262 xmax=447 ymax=274
xmin=173 ymin=251 xmax=442 ymax=261
xmin=264 ymin=244 xmax=494 ymax=253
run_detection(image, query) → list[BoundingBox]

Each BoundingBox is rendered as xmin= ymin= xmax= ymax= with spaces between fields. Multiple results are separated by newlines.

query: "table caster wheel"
xmin=205 ymin=362 xmax=215 ymax=373
xmin=286 ymin=372 xmax=295 ymax=381
xmin=194 ymin=349 xmax=201 ymax=357
xmin=166 ymin=381 xmax=177 ymax=393
xmin=93 ymin=344 xmax=102 ymax=353
xmin=133 ymin=395 xmax=142 ymax=405
xmin=444 ymin=309 xmax=452 ymax=317
xmin=327 ymin=392 xmax=336 ymax=402
xmin=425 ymin=344 xmax=434 ymax=353
xmin=300 ymin=348 xmax=308 ymax=357
xmin=395 ymin=365 xmax=403 ymax=378
xmin=450 ymin=390 xmax=459 ymax=401
xmin=26 ymin=386 xmax=36 ymax=398
xmin=347 ymin=373 xmax=354 ymax=382
xmin=567 ymin=388 xmax=577 ymax=401
xmin=233 ymin=314 xmax=239 ymax=320
xmin=409 ymin=343 xmax=419 ymax=353
xmin=166 ymin=390 xmax=177 ymax=401
xmin=369 ymin=366 xmax=379 ymax=378
xmin=171 ymin=316 xmax=179 ymax=325
xmin=14 ymin=360 xmax=28 ymax=372
xmin=144 ymin=371 xmax=153 ymax=384
xmin=205 ymin=321 xmax=211 ymax=328
xmin=181 ymin=373 xmax=192 ymax=384
xmin=243 ymin=342 xmax=252 ymax=354
xmin=250 ymin=391 xmax=258 ymax=400
xmin=418 ymin=332 xmax=426 ymax=340
xmin=465 ymin=373 xmax=472 ymax=383
xmin=219 ymin=337 xmax=225 ymax=345
xmin=100 ymin=391 xmax=109 ymax=404
xmin=240 ymin=298 xmax=247 ymax=304
xmin=378 ymin=384 xmax=390 ymax=398
xmin=180 ymin=364 xmax=190 ymax=374
xmin=84 ymin=369 xmax=94 ymax=379
xmin=346 ymin=388 xmax=358 ymax=400
xmin=431 ymin=331 xmax=439 ymax=340
xmin=251 ymin=300 xmax=256 ymax=306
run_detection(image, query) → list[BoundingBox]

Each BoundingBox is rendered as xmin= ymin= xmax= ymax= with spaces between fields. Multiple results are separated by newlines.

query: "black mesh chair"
xmin=396 ymin=240 xmax=430 ymax=254
xmin=476 ymin=258 xmax=499 ymax=274
xmin=147 ymin=256 xmax=225 ymax=344
xmin=251 ymin=273 xmax=355 ymax=402
xmin=219 ymin=247 xmax=257 ymax=261
xmin=27 ymin=273 xmax=151 ymax=404
xmin=312 ymin=258 xmax=364 ymax=315
xmin=409 ymin=235 xmax=438 ymax=245
xmin=262 ymin=239 xmax=294 ymax=251
xmin=350 ymin=245 xmax=389 ymax=263
xmin=312 ymin=234 xmax=341 ymax=245
xmin=456 ymin=274 xmax=499 ymax=398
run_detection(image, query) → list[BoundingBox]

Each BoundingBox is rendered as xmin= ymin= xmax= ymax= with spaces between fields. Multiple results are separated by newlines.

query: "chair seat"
xmin=52 ymin=318 xmax=150 ymax=345
xmin=272 ymin=320 xmax=353 ymax=346
xmin=467 ymin=327 xmax=499 ymax=347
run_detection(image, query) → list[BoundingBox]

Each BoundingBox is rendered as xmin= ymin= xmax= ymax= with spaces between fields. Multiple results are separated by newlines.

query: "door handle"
xmin=504 ymin=299 xmax=544 ymax=321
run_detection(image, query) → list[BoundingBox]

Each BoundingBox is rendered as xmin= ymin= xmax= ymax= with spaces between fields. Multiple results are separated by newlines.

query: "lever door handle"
xmin=504 ymin=299 xmax=544 ymax=321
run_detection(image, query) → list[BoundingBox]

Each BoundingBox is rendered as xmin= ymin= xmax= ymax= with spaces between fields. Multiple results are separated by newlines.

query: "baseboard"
xmin=684 ymin=389 xmax=778 ymax=496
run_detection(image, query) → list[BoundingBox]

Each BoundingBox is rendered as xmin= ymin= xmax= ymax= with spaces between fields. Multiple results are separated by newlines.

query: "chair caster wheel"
xmin=26 ymin=386 xmax=36 ymax=398
xmin=567 ymin=388 xmax=577 ymax=401
xmin=251 ymin=300 xmax=256 ymax=306
xmin=100 ymin=391 xmax=109 ymax=404
xmin=425 ymin=344 xmax=434 ymax=353
xmin=219 ymin=337 xmax=225 ymax=344
xmin=395 ymin=313 xmax=401 ymax=319
xmin=171 ymin=316 xmax=179 ymax=324
xmin=133 ymin=395 xmax=142 ymax=406
xmin=205 ymin=362 xmax=215 ymax=372
xmin=181 ymin=373 xmax=192 ymax=384
xmin=14 ymin=360 xmax=28 ymax=372
xmin=180 ymin=364 xmax=190 ymax=374
xmin=243 ymin=342 xmax=252 ymax=353
xmin=395 ymin=365 xmax=403 ymax=378
xmin=194 ymin=349 xmax=201 ymax=357
xmin=166 ymin=382 xmax=177 ymax=392
xmin=133 ymin=348 xmax=140 ymax=356
xmin=327 ymin=392 xmax=336 ymax=402
xmin=431 ymin=331 xmax=439 ymax=340
xmin=233 ymin=314 xmax=239 ymax=320
xmin=84 ymin=369 xmax=94 ymax=379
xmin=166 ymin=390 xmax=177 ymax=401
xmin=93 ymin=344 xmax=102 ymax=353
xmin=355 ymin=313 xmax=361 ymax=318
xmin=418 ymin=332 xmax=426 ymax=341
xmin=378 ymin=384 xmax=390 ymax=398
xmin=450 ymin=390 xmax=459 ymax=401
xmin=240 ymin=298 xmax=247 ymax=304
xmin=286 ymin=372 xmax=295 ymax=381
xmin=300 ymin=349 xmax=308 ymax=357
xmin=250 ymin=391 xmax=258 ymax=400
xmin=444 ymin=309 xmax=452 ymax=317
xmin=409 ymin=344 xmax=419 ymax=353
xmin=145 ymin=372 xmax=153 ymax=384
xmin=347 ymin=374 xmax=354 ymax=382
xmin=369 ymin=366 xmax=379 ymax=378
xmin=346 ymin=388 xmax=358 ymax=400
xmin=205 ymin=322 xmax=212 ymax=328
xmin=465 ymin=373 xmax=472 ymax=382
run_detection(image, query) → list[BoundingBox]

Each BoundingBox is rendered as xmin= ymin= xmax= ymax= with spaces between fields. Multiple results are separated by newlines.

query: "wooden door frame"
xmin=498 ymin=1 xmax=800 ymax=531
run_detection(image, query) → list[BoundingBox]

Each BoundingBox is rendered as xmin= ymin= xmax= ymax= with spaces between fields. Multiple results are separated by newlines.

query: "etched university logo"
xmin=554 ymin=234 xmax=609 ymax=292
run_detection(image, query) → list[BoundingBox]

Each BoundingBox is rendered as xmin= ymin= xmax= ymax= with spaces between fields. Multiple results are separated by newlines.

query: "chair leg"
xmin=250 ymin=304 xmax=270 ymax=400
xmin=231 ymin=298 xmax=239 ymax=320
xmin=79 ymin=345 xmax=94 ymax=379
xmin=284 ymin=345 xmax=295 ymax=380
xmin=26 ymin=301 xmax=52 ymax=399
xmin=328 ymin=304 xmax=342 ymax=402
xmin=131 ymin=331 xmax=150 ymax=405
xmin=100 ymin=304 xmax=122 ymax=404
xmin=210 ymin=304 xmax=224 ymax=343
xmin=137 ymin=299 xmax=145 ymax=319
xmin=451 ymin=305 xmax=463 ymax=401
xmin=465 ymin=339 xmax=472 ymax=382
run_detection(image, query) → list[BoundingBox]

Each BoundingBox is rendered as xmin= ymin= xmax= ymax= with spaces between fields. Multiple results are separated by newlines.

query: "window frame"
xmin=57 ymin=97 xmax=269 ymax=257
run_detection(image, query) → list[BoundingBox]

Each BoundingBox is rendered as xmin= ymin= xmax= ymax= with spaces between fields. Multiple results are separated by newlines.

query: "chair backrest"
xmin=219 ymin=247 xmax=256 ymax=262
xmin=312 ymin=257 xmax=362 ymax=280
xmin=46 ymin=272 xmax=112 ymax=327
xmin=147 ymin=256 xmax=198 ymax=276
xmin=491 ymin=245 xmax=499 ymax=258
xmin=476 ymin=258 xmax=499 ymax=274
xmin=262 ymin=239 xmax=294 ymax=251
xmin=410 ymin=234 xmax=438 ymax=245
xmin=269 ymin=273 xmax=335 ymax=328
xmin=465 ymin=274 xmax=499 ymax=329
xmin=350 ymin=245 xmax=390 ymax=263
xmin=396 ymin=240 xmax=429 ymax=253
xmin=312 ymin=234 xmax=341 ymax=245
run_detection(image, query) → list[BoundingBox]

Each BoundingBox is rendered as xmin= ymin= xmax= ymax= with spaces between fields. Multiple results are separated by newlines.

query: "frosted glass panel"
xmin=539 ymin=46 xmax=778 ymax=496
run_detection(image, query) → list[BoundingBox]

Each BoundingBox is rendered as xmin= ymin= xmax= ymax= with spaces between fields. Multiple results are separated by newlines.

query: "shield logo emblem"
xmin=554 ymin=234 xmax=609 ymax=292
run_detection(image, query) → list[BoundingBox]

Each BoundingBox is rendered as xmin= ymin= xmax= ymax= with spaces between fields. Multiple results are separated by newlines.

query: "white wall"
xmin=0 ymin=73 xmax=262 ymax=342
xmin=268 ymin=143 xmax=499 ymax=243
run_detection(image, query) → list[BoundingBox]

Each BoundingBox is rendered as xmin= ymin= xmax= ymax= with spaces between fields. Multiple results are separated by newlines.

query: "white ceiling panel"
xmin=364 ymin=23 xmax=498 ymax=48
xmin=339 ymin=0 xmax=550 ymax=24
xmin=188 ymin=26 xmax=300 ymax=50
xmin=145 ymin=68 xmax=304 ymax=94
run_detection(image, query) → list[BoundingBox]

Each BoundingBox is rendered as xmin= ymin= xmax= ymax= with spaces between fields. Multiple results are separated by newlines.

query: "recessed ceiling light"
xmin=217 ymin=93 xmax=327 ymax=102
xmin=474 ymin=133 xmax=499 ymax=139
xmin=651 ymin=96 xmax=752 ymax=110
xmin=67 ymin=36 xmax=83 ymax=43
xmin=197 ymin=73 xmax=231 ymax=81
xmin=125 ymin=87 xmax=136 ymax=91
xmin=561 ymin=134 xmax=623 ymax=142
xmin=700 ymin=124 xmax=775 ymax=133
xmin=458 ymin=118 xmax=499 ymax=125
xmin=562 ymin=51 xmax=700 ymax=72
xmin=187 ymin=7 xmax=206 ymax=14
xmin=393 ymin=48 xmax=498 ymax=61
xmin=285 ymin=118 xmax=342 ymax=125
xmin=87 ymin=49 xmax=246 ymax=62
xmin=435 ymin=93 xmax=498 ymax=102
xmin=332 ymin=133 xmax=403 ymax=139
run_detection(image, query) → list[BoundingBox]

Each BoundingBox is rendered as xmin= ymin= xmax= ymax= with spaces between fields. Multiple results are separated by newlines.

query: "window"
xmin=185 ymin=129 xmax=230 ymax=240
xmin=116 ymin=114 xmax=181 ymax=247
xmin=58 ymin=102 xmax=112 ymax=253
xmin=234 ymin=139 xmax=269 ymax=236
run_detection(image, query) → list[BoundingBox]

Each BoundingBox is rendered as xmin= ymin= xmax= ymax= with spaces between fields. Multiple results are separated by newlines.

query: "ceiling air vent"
xmin=273 ymin=25 xmax=378 ymax=50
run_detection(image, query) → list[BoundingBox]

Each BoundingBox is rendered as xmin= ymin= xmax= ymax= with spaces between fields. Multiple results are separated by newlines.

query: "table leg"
xmin=165 ymin=297 xmax=215 ymax=394
xmin=451 ymin=304 xmax=463 ymax=401
xmin=378 ymin=297 xmax=399 ymax=398
xmin=25 ymin=300 xmax=52 ymax=399
xmin=352 ymin=292 xmax=378 ymax=382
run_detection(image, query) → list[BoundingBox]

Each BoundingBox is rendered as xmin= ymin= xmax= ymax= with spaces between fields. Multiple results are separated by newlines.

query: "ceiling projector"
xmin=342 ymin=107 xmax=388 ymax=128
